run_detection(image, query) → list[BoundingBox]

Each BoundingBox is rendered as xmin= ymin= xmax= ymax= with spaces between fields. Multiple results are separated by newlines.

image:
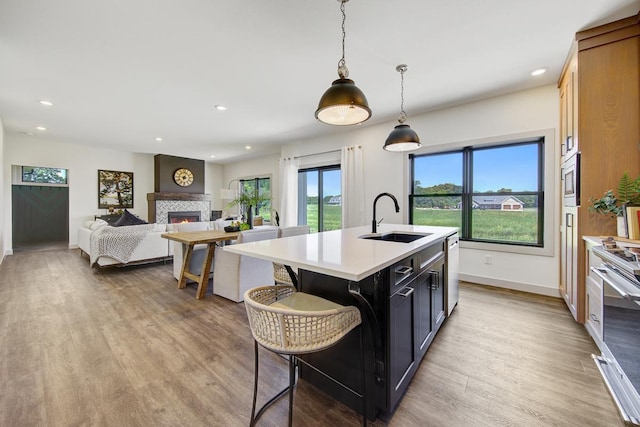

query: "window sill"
xmin=460 ymin=239 xmax=553 ymax=257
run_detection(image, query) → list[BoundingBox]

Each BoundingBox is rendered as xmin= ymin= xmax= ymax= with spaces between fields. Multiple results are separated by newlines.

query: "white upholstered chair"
xmin=171 ymin=221 xmax=213 ymax=281
xmin=278 ymin=225 xmax=311 ymax=238
xmin=212 ymin=228 xmax=279 ymax=302
xmin=274 ymin=225 xmax=310 ymax=286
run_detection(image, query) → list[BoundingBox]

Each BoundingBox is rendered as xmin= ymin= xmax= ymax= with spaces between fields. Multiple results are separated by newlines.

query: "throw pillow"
xmin=113 ymin=209 xmax=148 ymax=227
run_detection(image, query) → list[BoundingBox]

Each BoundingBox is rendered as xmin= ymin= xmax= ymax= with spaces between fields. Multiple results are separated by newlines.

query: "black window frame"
xmin=298 ymin=164 xmax=341 ymax=233
xmin=410 ymin=138 xmax=545 ymax=247
xmin=239 ymin=176 xmax=271 ymax=221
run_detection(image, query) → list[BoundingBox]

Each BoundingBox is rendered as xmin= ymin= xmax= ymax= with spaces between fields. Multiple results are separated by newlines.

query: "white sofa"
xmin=78 ymin=220 xmax=173 ymax=267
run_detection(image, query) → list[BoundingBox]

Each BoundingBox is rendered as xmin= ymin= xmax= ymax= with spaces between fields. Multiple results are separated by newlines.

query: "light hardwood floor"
xmin=0 ymin=249 xmax=624 ymax=426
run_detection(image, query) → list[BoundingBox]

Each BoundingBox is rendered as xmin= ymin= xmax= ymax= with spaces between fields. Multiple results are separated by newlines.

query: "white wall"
xmin=275 ymin=84 xmax=560 ymax=296
xmin=220 ymin=154 xmax=280 ymax=218
xmin=0 ymin=117 xmax=5 ymax=264
xmin=3 ymin=135 xmax=155 ymax=250
xmin=205 ymin=162 xmax=224 ymax=212
xmin=2 ymin=84 xmax=561 ymax=295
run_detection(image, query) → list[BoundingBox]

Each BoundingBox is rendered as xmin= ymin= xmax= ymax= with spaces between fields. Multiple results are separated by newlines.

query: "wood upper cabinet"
xmin=558 ymin=12 xmax=640 ymax=323
xmin=559 ymin=52 xmax=578 ymax=161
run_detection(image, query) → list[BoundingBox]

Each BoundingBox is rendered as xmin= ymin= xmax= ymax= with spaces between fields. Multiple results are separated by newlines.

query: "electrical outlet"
xmin=485 ymin=255 xmax=492 ymax=265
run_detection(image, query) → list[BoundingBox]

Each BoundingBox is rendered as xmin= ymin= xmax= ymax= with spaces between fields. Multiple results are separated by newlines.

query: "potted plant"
xmin=589 ymin=172 xmax=640 ymax=236
xmin=226 ymin=191 xmax=270 ymax=229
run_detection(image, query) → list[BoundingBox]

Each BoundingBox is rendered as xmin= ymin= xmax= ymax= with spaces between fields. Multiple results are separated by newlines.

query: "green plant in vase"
xmin=226 ymin=191 xmax=270 ymax=228
xmin=589 ymin=172 xmax=640 ymax=218
xmin=589 ymin=172 xmax=640 ymax=237
xmin=589 ymin=189 xmax=623 ymax=218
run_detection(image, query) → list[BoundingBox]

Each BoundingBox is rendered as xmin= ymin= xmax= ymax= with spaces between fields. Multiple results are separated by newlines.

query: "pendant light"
xmin=315 ymin=0 xmax=371 ymax=126
xmin=384 ymin=64 xmax=422 ymax=152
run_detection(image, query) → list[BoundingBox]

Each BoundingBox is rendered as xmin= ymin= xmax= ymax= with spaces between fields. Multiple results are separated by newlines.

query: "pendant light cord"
xmin=338 ymin=0 xmax=349 ymax=79
xmin=398 ymin=65 xmax=407 ymax=123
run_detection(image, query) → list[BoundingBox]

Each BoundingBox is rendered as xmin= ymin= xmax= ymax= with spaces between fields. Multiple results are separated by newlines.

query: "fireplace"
xmin=167 ymin=211 xmax=201 ymax=224
xmin=147 ymin=192 xmax=211 ymax=224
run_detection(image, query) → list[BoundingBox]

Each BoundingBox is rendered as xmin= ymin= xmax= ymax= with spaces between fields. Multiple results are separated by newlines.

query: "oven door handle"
xmin=590 ymin=266 xmax=637 ymax=300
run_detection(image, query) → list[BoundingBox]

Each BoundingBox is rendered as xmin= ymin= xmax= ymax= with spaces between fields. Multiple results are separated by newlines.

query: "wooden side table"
xmin=161 ymin=230 xmax=240 ymax=299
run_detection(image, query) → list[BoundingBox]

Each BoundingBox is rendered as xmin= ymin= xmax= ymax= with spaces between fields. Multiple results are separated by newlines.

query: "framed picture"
xmin=98 ymin=170 xmax=134 ymax=209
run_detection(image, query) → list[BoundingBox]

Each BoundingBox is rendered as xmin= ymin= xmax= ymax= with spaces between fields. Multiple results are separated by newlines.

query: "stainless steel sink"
xmin=359 ymin=232 xmax=432 ymax=243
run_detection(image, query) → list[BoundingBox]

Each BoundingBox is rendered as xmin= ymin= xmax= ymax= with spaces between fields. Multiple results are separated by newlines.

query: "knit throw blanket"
xmin=90 ymin=224 xmax=156 ymax=267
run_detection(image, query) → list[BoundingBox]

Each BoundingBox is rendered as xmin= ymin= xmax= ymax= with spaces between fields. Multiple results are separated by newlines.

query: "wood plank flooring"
xmin=0 ymin=249 xmax=625 ymax=426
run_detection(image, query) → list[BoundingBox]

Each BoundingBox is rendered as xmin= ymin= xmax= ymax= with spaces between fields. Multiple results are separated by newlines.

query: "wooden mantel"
xmin=147 ymin=192 xmax=211 ymax=202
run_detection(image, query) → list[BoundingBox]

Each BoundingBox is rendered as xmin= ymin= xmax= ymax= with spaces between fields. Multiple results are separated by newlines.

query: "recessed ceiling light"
xmin=215 ymin=105 xmax=227 ymax=111
xmin=39 ymin=100 xmax=53 ymax=107
xmin=531 ymin=68 xmax=547 ymax=76
xmin=155 ymin=137 xmax=163 ymax=142
xmin=245 ymin=146 xmax=252 ymax=150
xmin=210 ymin=154 xmax=216 ymax=158
xmin=36 ymin=126 xmax=46 ymax=131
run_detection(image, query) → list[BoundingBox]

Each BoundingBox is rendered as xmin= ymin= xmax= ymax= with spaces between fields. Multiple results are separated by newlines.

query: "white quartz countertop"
xmin=223 ymin=224 xmax=458 ymax=282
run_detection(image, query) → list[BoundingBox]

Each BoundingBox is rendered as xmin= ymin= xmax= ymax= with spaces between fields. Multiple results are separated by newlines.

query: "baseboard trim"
xmin=2 ymin=249 xmax=13 ymax=265
xmin=459 ymin=273 xmax=561 ymax=298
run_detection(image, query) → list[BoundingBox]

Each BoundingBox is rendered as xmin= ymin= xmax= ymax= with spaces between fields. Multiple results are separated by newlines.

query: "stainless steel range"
xmin=591 ymin=245 xmax=640 ymax=425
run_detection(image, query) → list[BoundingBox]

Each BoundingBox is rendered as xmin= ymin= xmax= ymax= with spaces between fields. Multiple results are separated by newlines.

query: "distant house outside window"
xmin=410 ymin=139 xmax=544 ymax=246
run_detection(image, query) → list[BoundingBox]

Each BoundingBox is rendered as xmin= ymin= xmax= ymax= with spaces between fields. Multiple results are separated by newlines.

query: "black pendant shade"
xmin=384 ymin=124 xmax=422 ymax=151
xmin=315 ymin=78 xmax=371 ymax=126
xmin=384 ymin=64 xmax=421 ymax=152
xmin=316 ymin=0 xmax=371 ymax=126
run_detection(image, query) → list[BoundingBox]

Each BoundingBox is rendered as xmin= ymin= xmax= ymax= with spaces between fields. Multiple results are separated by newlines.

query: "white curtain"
xmin=341 ymin=145 xmax=365 ymax=228
xmin=279 ymin=157 xmax=299 ymax=227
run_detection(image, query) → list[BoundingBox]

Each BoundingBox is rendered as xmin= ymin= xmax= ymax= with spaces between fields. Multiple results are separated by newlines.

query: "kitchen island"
xmin=224 ymin=224 xmax=458 ymax=420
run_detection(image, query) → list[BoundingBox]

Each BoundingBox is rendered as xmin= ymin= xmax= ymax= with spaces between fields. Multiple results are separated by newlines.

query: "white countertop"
xmin=223 ymin=224 xmax=458 ymax=281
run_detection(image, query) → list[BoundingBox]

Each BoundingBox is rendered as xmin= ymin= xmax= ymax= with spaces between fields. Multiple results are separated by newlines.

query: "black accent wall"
xmin=12 ymin=185 xmax=69 ymax=248
xmin=154 ymin=154 xmax=205 ymax=194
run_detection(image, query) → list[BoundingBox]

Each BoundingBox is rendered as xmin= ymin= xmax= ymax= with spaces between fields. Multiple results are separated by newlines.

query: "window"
xmin=240 ymin=177 xmax=271 ymax=222
xmin=298 ymin=165 xmax=341 ymax=233
xmin=410 ymin=139 xmax=544 ymax=246
xmin=21 ymin=166 xmax=67 ymax=184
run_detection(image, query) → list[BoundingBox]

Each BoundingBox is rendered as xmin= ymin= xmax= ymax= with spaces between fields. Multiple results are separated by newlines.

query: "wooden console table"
xmin=162 ymin=230 xmax=240 ymax=299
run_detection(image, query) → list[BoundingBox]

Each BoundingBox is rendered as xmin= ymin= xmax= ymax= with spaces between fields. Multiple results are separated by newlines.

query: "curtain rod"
xmin=293 ymin=149 xmax=340 ymax=160
xmin=292 ymin=145 xmax=361 ymax=160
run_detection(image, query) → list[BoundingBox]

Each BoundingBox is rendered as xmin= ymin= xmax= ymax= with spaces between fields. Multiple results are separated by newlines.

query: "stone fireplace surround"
xmin=147 ymin=193 xmax=211 ymax=224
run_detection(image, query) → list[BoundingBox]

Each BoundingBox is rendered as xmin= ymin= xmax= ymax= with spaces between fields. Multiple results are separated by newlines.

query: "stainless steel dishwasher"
xmin=445 ymin=233 xmax=459 ymax=316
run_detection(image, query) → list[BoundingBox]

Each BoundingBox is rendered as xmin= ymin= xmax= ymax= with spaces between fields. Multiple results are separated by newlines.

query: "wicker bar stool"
xmin=244 ymin=285 xmax=367 ymax=426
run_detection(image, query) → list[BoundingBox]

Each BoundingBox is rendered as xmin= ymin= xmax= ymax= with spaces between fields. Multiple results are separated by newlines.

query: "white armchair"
xmin=277 ymin=225 xmax=311 ymax=238
xmin=171 ymin=221 xmax=213 ymax=281
xmin=213 ymin=228 xmax=279 ymax=302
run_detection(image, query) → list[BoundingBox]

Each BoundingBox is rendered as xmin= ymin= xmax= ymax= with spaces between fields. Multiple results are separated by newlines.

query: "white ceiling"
xmin=1 ymin=0 xmax=639 ymax=164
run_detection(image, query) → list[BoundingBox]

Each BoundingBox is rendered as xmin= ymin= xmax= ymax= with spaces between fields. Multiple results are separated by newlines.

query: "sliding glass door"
xmin=298 ymin=166 xmax=341 ymax=233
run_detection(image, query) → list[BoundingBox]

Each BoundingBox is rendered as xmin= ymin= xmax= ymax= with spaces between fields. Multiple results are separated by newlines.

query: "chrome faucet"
xmin=372 ymin=192 xmax=400 ymax=233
